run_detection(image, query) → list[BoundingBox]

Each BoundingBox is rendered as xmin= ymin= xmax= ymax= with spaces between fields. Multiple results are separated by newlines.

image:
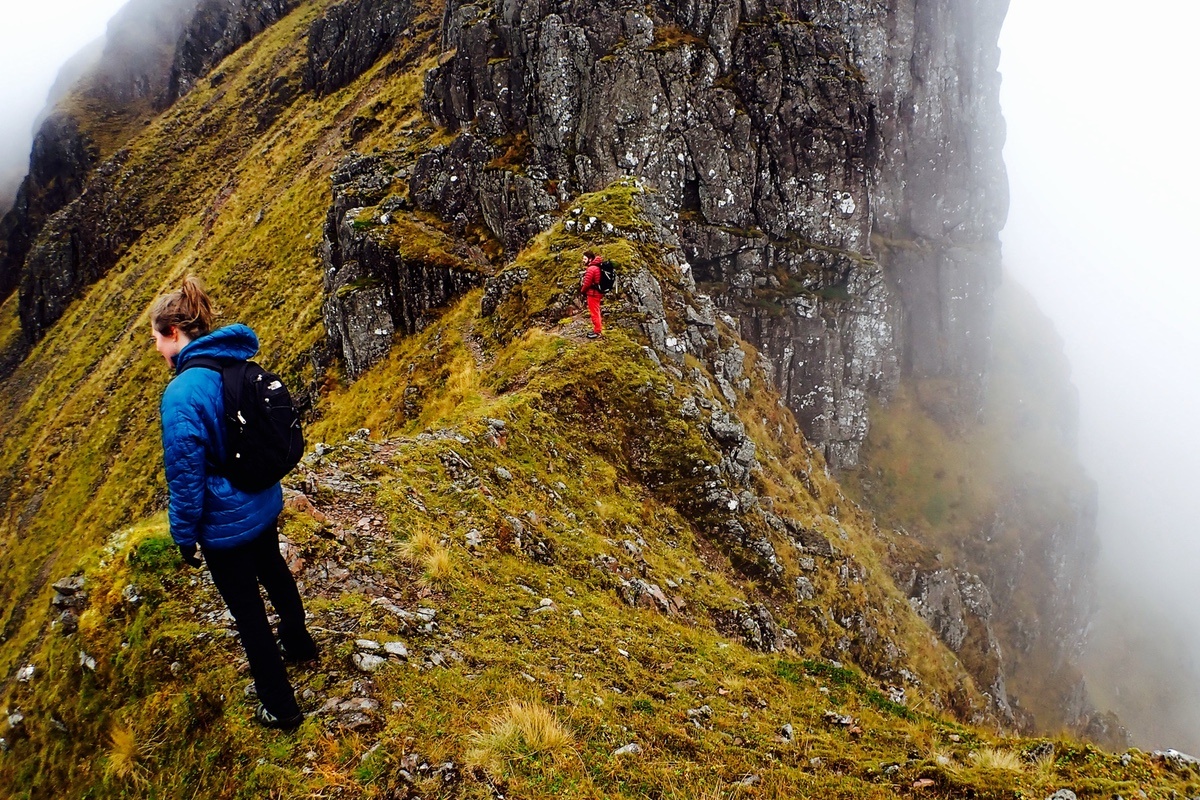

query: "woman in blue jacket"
xmin=151 ymin=277 xmax=316 ymax=730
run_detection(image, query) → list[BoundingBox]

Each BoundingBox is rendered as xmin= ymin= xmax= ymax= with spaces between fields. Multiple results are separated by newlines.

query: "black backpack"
xmin=182 ymin=357 xmax=305 ymax=493
xmin=598 ymin=259 xmax=617 ymax=294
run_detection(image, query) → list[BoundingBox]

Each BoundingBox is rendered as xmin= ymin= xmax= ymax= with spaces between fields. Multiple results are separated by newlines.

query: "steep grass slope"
xmin=0 ymin=1 xmax=1195 ymax=798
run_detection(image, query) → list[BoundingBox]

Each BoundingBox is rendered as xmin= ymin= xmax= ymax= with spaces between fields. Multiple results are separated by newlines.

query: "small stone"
xmin=353 ymin=653 xmax=387 ymax=672
xmin=58 ymin=610 xmax=79 ymax=633
xmin=356 ymin=639 xmax=382 ymax=651
xmin=780 ymin=723 xmax=795 ymax=742
xmin=7 ymin=711 xmax=24 ymax=728
xmin=540 ymin=598 xmax=553 ymax=607
xmin=465 ymin=529 xmax=483 ymax=548
xmin=122 ymin=584 xmax=141 ymax=605
xmin=948 ymin=734 xmax=961 ymax=742
xmin=571 ymin=609 xmax=582 ymax=618
xmin=384 ymin=641 xmax=409 ymax=658
xmin=79 ymin=651 xmax=97 ymax=671
xmin=734 ymin=775 xmax=760 ymax=788
xmin=16 ymin=664 xmax=35 ymax=683
xmin=913 ymin=778 xmax=935 ymax=789
xmin=1046 ymin=791 xmax=1078 ymax=800
xmin=613 ymin=743 xmax=642 ymax=756
xmin=494 ymin=467 xmax=513 ymax=482
xmin=52 ymin=576 xmax=85 ymax=595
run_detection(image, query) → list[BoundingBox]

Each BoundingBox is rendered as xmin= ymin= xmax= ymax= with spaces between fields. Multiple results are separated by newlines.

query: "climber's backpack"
xmin=597 ymin=259 xmax=617 ymax=294
xmin=181 ymin=357 xmax=305 ymax=493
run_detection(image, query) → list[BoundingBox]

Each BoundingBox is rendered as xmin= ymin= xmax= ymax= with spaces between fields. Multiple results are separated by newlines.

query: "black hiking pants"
xmin=203 ymin=519 xmax=316 ymax=720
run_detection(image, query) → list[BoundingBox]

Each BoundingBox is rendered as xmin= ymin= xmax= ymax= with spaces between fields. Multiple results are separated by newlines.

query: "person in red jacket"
xmin=580 ymin=250 xmax=603 ymax=338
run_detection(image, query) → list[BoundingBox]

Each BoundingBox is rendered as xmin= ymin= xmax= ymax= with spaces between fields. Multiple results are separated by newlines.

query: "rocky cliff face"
xmin=321 ymin=154 xmax=487 ymax=376
xmin=169 ymin=0 xmax=299 ymax=100
xmin=417 ymin=0 xmax=1008 ymax=468
xmin=0 ymin=116 xmax=96 ymax=302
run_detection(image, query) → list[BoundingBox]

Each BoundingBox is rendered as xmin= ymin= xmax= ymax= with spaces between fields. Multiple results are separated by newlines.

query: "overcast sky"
xmin=1000 ymin=0 xmax=1200 ymax=748
xmin=0 ymin=0 xmax=129 ymax=205
xmin=1 ymin=0 xmax=1198 ymax=749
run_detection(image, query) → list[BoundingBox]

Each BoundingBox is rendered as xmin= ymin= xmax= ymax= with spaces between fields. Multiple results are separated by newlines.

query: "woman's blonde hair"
xmin=149 ymin=276 xmax=215 ymax=338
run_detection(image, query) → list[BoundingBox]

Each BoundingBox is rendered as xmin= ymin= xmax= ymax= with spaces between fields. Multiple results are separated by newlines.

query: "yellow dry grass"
xmin=421 ymin=546 xmax=454 ymax=587
xmin=104 ymin=725 xmax=149 ymax=786
xmin=467 ymin=699 xmax=575 ymax=775
xmin=970 ymin=747 xmax=1025 ymax=772
xmin=397 ymin=528 xmax=440 ymax=564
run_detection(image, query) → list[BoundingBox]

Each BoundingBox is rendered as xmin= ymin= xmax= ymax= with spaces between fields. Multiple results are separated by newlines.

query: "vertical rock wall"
xmin=419 ymin=0 xmax=1009 ymax=467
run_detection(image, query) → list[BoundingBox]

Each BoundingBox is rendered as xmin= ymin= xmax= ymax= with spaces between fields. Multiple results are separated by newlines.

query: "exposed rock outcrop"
xmin=321 ymin=155 xmax=486 ymax=377
xmin=0 ymin=116 xmax=96 ymax=302
xmin=904 ymin=566 xmax=1017 ymax=726
xmin=169 ymin=0 xmax=300 ymax=101
xmin=16 ymin=151 xmax=144 ymax=340
xmin=304 ymin=0 xmax=416 ymax=96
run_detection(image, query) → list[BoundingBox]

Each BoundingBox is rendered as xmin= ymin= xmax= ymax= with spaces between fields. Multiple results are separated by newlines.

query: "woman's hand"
xmin=178 ymin=543 xmax=203 ymax=568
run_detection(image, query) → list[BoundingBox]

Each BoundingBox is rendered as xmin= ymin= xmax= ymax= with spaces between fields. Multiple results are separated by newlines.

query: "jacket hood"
xmin=175 ymin=324 xmax=259 ymax=372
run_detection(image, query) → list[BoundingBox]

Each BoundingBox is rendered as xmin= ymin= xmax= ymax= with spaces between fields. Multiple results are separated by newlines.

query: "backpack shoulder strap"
xmin=222 ymin=360 xmax=252 ymax=422
xmin=179 ymin=356 xmax=226 ymax=374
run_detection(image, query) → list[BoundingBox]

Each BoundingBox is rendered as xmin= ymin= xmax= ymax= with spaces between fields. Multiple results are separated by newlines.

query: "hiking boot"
xmin=586 ymin=332 xmax=601 ymax=339
xmin=253 ymin=704 xmax=304 ymax=730
xmin=280 ymin=642 xmax=319 ymax=666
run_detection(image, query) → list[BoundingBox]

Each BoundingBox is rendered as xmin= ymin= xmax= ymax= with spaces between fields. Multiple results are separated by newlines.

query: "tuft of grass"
xmin=1030 ymin=750 xmax=1057 ymax=779
xmin=104 ymin=725 xmax=149 ymax=786
xmin=467 ymin=699 xmax=576 ymax=775
xmin=398 ymin=528 xmax=440 ymax=564
xmin=421 ymin=546 xmax=453 ymax=588
xmin=970 ymin=747 xmax=1025 ymax=772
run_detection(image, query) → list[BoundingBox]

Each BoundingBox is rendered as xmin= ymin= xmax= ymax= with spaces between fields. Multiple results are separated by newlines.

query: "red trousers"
xmin=587 ymin=292 xmax=603 ymax=334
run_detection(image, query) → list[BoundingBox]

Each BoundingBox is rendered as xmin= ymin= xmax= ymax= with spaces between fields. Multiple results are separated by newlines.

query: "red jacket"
xmin=581 ymin=257 xmax=603 ymax=296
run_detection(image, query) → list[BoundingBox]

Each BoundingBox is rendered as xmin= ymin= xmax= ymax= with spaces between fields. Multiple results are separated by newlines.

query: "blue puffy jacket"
xmin=160 ymin=324 xmax=283 ymax=550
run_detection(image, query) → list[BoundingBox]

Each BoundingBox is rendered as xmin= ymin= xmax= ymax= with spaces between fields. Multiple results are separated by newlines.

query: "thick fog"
xmin=1001 ymin=0 xmax=1200 ymax=749
xmin=0 ymin=0 xmax=128 ymax=211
